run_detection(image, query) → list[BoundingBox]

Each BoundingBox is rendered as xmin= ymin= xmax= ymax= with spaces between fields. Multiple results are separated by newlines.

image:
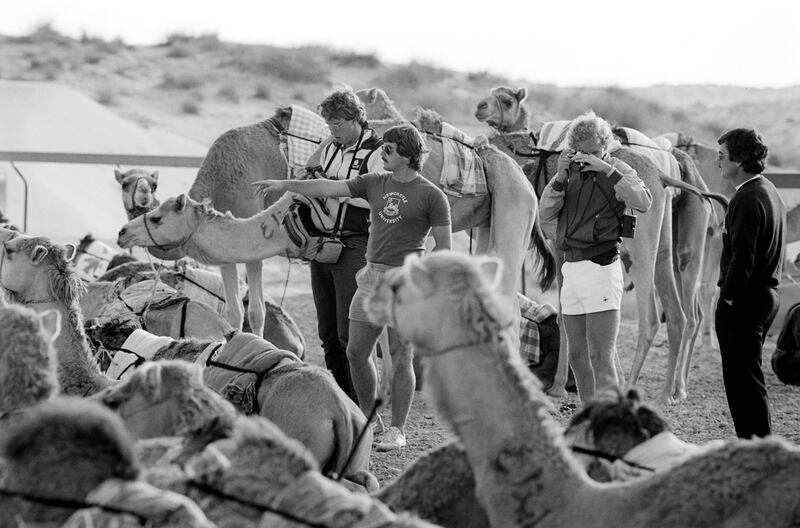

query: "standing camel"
xmin=475 ymin=86 xmax=725 ymax=403
xmin=355 ymin=87 xmax=555 ymax=298
xmin=366 ymin=250 xmax=800 ymax=528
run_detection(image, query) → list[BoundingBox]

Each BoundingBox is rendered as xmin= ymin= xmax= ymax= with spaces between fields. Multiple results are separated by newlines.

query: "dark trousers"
xmin=310 ymin=240 xmax=366 ymax=403
xmin=715 ymin=287 xmax=779 ymax=438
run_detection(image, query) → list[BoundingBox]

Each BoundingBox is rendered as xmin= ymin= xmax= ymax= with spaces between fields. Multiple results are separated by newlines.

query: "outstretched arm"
xmin=252 ymin=178 xmax=352 ymax=199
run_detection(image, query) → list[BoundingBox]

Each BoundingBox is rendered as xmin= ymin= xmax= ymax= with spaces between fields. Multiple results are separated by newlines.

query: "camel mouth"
xmin=117 ymin=233 xmax=135 ymax=249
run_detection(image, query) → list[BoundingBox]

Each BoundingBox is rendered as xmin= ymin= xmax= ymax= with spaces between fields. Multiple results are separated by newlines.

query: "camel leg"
xmin=625 ymin=192 xmax=664 ymax=392
xmin=699 ymin=230 xmax=723 ymax=351
xmin=652 ymin=198 xmax=687 ymax=405
xmin=547 ymin=249 xmax=570 ymax=398
xmin=244 ymin=260 xmax=265 ymax=337
xmin=672 ymin=195 xmax=709 ymax=400
xmin=220 ymin=263 xmax=244 ymax=331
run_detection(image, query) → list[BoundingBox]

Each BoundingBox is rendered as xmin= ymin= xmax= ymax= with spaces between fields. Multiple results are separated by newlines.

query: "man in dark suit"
xmin=715 ymin=128 xmax=786 ymax=439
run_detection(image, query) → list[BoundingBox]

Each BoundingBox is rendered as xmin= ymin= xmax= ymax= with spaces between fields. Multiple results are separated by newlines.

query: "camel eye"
xmin=150 ymin=184 xmax=157 ymax=192
xmin=149 ymin=215 xmax=161 ymax=225
xmin=122 ymin=182 xmax=132 ymax=190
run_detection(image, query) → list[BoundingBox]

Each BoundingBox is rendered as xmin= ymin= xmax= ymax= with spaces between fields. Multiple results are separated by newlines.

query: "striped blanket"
xmin=614 ymin=126 xmax=666 ymax=150
xmin=518 ymin=293 xmax=558 ymax=366
xmin=282 ymin=105 xmax=327 ymax=177
xmin=537 ymin=120 xmax=571 ymax=151
xmin=202 ymin=332 xmax=300 ymax=414
xmin=438 ymin=122 xmax=487 ymax=197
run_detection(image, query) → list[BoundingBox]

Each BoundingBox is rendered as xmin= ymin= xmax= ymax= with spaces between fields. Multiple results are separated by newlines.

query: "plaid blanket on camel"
xmin=518 ymin=292 xmax=558 ymax=366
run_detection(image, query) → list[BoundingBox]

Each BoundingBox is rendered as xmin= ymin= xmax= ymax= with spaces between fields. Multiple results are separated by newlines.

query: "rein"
xmin=175 ymin=271 xmax=226 ymax=304
xmin=569 ymin=445 xmax=655 ymax=472
xmin=267 ymin=116 xmax=323 ymax=145
xmin=142 ymin=213 xmax=197 ymax=254
xmin=185 ymin=480 xmax=329 ymax=528
xmin=0 ymin=488 xmax=148 ymax=524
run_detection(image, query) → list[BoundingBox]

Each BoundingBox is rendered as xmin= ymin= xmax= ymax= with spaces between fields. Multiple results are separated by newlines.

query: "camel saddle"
xmin=202 ymin=332 xmax=300 ymax=414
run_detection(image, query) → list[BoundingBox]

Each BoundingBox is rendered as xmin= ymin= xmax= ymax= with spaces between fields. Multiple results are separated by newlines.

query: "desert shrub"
xmin=96 ymin=87 xmax=117 ymax=106
xmin=374 ymin=61 xmax=451 ymax=91
xmin=160 ymin=72 xmax=204 ymax=90
xmin=223 ymin=45 xmax=329 ymax=83
xmin=330 ymin=50 xmax=381 ymax=68
xmin=80 ymin=33 xmax=126 ymax=54
xmin=180 ymin=99 xmax=201 ymax=115
xmin=217 ymin=84 xmax=240 ymax=102
xmin=83 ymin=52 xmax=103 ymax=65
xmin=11 ymin=23 xmax=73 ymax=46
xmin=466 ymin=70 xmax=508 ymax=86
xmin=166 ymin=44 xmax=193 ymax=58
xmin=163 ymin=32 xmax=222 ymax=52
xmin=292 ymin=89 xmax=307 ymax=103
xmin=253 ymin=83 xmax=272 ymax=100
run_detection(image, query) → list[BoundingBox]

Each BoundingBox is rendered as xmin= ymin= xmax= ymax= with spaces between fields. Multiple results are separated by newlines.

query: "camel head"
xmin=115 ymin=168 xmax=160 ymax=219
xmin=116 ymin=194 xmax=202 ymax=252
xmin=91 ymin=360 xmax=237 ymax=440
xmin=365 ymin=251 xmax=513 ymax=354
xmin=1 ymin=234 xmax=83 ymax=305
xmin=272 ymin=105 xmax=293 ymax=131
xmin=85 ymin=314 xmax=142 ymax=352
xmin=356 ymin=87 xmax=404 ymax=120
xmin=474 ymin=86 xmax=530 ymax=132
xmin=1 ymin=396 xmax=139 ymax=501
xmin=0 ymin=304 xmax=61 ymax=414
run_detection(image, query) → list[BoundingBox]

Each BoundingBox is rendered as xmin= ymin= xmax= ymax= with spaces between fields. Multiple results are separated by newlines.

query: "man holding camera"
xmin=540 ymin=111 xmax=652 ymax=404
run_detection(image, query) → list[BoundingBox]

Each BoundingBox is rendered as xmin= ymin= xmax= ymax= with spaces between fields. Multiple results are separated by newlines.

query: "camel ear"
xmin=30 ymin=245 xmax=49 ymax=265
xmin=150 ymin=170 xmax=159 ymax=183
xmin=62 ymin=243 xmax=77 ymax=263
xmin=114 ymin=169 xmax=125 ymax=185
xmin=175 ymin=194 xmax=188 ymax=212
xmin=478 ymin=256 xmax=504 ymax=291
xmin=365 ymin=88 xmax=378 ymax=104
xmin=38 ymin=309 xmax=62 ymax=343
xmin=515 ymin=87 xmax=528 ymax=103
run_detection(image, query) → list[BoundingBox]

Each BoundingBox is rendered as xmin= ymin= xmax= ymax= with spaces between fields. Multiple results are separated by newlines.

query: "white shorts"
xmin=560 ymin=259 xmax=623 ymax=315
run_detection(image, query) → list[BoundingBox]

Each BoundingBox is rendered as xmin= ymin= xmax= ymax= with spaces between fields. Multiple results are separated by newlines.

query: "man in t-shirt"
xmin=254 ymin=124 xmax=452 ymax=451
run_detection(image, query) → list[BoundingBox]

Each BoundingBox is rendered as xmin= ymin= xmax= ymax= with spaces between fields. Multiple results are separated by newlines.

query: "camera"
xmin=620 ymin=213 xmax=637 ymax=238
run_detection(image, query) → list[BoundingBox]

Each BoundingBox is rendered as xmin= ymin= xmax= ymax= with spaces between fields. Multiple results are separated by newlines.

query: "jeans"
xmin=310 ymin=236 xmax=367 ymax=402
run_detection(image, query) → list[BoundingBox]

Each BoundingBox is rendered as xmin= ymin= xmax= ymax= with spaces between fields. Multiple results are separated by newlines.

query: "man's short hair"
xmin=567 ymin=111 xmax=614 ymax=151
xmin=718 ymin=128 xmax=769 ymax=174
xmin=382 ymin=124 xmax=430 ymax=171
xmin=318 ymin=87 xmax=368 ymax=127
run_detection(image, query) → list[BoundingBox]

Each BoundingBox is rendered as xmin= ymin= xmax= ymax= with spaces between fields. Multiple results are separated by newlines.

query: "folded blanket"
xmin=438 ymin=122 xmax=487 ymax=197
xmin=537 ymin=120 xmax=571 ymax=151
xmin=518 ymin=293 xmax=558 ymax=366
xmin=71 ymin=239 xmax=116 ymax=281
xmin=203 ymin=332 xmax=300 ymax=414
xmin=107 ymin=329 xmax=174 ymax=380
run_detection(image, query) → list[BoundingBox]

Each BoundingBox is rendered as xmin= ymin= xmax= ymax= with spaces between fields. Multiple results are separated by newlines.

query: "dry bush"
xmin=466 ymin=70 xmax=509 ymax=87
xmin=96 ymin=87 xmax=117 ymax=106
xmin=222 ymin=45 xmax=329 ymax=83
xmin=374 ymin=61 xmax=451 ymax=90
xmin=217 ymin=84 xmax=240 ymax=102
xmin=253 ymin=82 xmax=272 ymax=100
xmin=166 ymin=44 xmax=193 ymax=59
xmin=160 ymin=72 xmax=204 ymax=90
xmin=163 ymin=32 xmax=223 ymax=52
xmin=180 ymin=98 xmax=201 ymax=115
xmin=10 ymin=23 xmax=73 ymax=46
xmin=330 ymin=50 xmax=381 ymax=68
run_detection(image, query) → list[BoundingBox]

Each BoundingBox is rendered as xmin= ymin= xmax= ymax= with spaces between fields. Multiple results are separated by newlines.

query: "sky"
xmin=2 ymin=0 xmax=799 ymax=88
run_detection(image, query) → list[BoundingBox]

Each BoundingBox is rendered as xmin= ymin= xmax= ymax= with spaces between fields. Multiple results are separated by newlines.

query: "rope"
xmin=280 ymin=252 xmax=292 ymax=307
xmin=333 ymin=397 xmax=383 ymax=484
xmin=569 ymin=445 xmax=655 ymax=472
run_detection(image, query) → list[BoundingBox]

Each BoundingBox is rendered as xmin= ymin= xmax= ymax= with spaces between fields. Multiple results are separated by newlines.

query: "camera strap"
xmin=592 ymin=175 xmax=627 ymax=221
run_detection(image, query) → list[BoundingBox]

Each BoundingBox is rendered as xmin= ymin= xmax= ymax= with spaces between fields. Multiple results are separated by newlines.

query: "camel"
xmin=115 ymin=168 xmax=160 ymax=221
xmin=1 ymin=233 xmax=114 ymax=395
xmin=86 ymin=321 xmax=376 ymax=490
xmin=474 ymin=86 xmax=725 ymax=403
xmin=366 ymin=250 xmax=800 ymax=528
xmin=80 ymin=278 xmax=234 ymax=341
xmin=354 ymin=87 xmax=555 ymax=297
xmin=0 ymin=396 xmax=212 ymax=527
xmin=0 ymin=304 xmax=60 ymax=426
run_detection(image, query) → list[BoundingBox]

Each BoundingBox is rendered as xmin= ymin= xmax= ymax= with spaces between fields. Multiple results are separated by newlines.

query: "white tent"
xmin=0 ymin=80 xmax=207 ymax=247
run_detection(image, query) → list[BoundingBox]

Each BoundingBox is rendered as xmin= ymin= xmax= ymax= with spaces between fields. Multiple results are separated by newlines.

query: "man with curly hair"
xmin=254 ymin=123 xmax=452 ymax=451
xmin=715 ymin=127 xmax=785 ymax=438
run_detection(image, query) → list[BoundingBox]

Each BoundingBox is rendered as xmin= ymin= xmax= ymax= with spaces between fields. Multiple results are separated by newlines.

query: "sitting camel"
xmin=1 ymin=233 xmax=114 ymax=395
xmin=87 ymin=322 xmax=376 ymax=489
xmin=366 ymin=250 xmax=800 ymax=528
xmin=355 ymin=87 xmax=555 ymax=297
xmin=0 ymin=303 xmax=60 ymax=427
xmin=115 ymin=168 xmax=160 ymax=221
xmin=474 ymin=86 xmax=726 ymax=403
xmin=0 ymin=396 xmax=212 ymax=527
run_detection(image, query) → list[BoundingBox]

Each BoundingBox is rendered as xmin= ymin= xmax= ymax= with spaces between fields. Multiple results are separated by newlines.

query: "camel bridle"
xmin=141 ymin=211 xmax=197 ymax=254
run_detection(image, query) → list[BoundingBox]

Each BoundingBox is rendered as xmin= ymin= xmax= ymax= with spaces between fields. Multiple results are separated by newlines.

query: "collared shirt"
xmin=320 ymin=128 xmax=383 ymax=209
xmin=734 ymin=174 xmax=763 ymax=191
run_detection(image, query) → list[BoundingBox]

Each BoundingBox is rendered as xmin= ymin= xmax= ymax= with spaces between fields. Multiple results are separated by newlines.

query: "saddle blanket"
xmin=518 ymin=293 xmax=558 ymax=366
xmin=614 ymin=127 xmax=666 ymax=150
xmin=101 ymin=279 xmax=177 ymax=318
xmin=438 ymin=122 xmax=487 ymax=197
xmin=203 ymin=332 xmax=300 ymax=414
xmin=71 ymin=239 xmax=116 ymax=281
xmin=284 ymin=104 xmax=327 ymax=174
xmin=107 ymin=329 xmax=175 ymax=380
xmin=537 ymin=120 xmax=571 ymax=152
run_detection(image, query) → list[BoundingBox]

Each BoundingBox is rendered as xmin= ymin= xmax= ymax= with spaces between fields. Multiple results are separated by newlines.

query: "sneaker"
xmin=375 ymin=426 xmax=406 ymax=452
xmin=371 ymin=415 xmax=385 ymax=437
